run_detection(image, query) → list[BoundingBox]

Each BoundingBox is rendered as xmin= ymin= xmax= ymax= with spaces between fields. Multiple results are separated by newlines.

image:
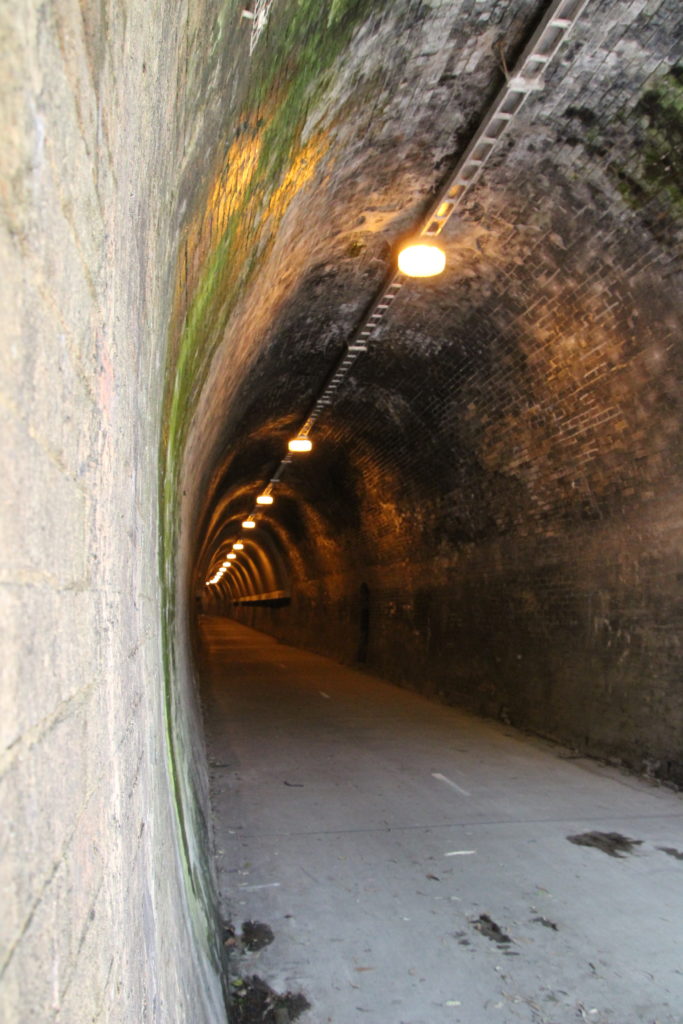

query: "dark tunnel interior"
xmin=184 ymin=0 xmax=683 ymax=792
xmin=170 ymin=5 xmax=683 ymax=1011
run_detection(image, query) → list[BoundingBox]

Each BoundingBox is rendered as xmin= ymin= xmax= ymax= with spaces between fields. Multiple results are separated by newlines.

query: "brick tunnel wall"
xmin=198 ymin=1 xmax=683 ymax=787
xmin=230 ymin=249 xmax=683 ymax=783
xmin=234 ymin=119 xmax=683 ymax=784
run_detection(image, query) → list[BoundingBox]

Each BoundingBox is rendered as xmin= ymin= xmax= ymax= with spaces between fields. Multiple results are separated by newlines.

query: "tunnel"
xmin=2 ymin=0 xmax=683 ymax=1022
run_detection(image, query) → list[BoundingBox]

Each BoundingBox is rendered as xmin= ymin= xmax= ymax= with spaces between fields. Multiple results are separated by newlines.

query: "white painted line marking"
xmin=445 ymin=850 xmax=477 ymax=856
xmin=432 ymin=772 xmax=471 ymax=797
xmin=319 ymin=691 xmax=330 ymax=699
xmin=239 ymin=882 xmax=281 ymax=891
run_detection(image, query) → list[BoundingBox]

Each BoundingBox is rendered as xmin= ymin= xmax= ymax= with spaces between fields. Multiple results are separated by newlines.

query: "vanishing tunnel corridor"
xmin=3 ymin=0 xmax=683 ymax=1022
xmin=197 ymin=615 xmax=683 ymax=1023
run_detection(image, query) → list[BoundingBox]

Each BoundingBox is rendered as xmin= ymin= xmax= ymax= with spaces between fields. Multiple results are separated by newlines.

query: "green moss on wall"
xmin=637 ymin=66 xmax=683 ymax=208
xmin=162 ymin=0 xmax=390 ymax=501
xmin=156 ymin=0 xmax=390 ymax=991
xmin=614 ymin=65 xmax=683 ymax=218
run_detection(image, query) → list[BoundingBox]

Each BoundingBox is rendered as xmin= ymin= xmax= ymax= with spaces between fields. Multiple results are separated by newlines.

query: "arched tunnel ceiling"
xmin=177 ymin=0 xmax=682 ymax=597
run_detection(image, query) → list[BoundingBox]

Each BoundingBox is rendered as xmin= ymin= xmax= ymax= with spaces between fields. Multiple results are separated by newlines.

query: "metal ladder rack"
xmin=241 ymin=0 xmax=588 ymax=520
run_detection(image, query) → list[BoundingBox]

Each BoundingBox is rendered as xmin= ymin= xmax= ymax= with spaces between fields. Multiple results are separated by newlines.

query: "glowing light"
xmin=397 ymin=242 xmax=446 ymax=278
xmin=233 ymin=542 xmax=244 ymax=550
xmin=256 ymin=493 xmax=273 ymax=505
xmin=242 ymin=519 xmax=256 ymax=529
xmin=227 ymin=553 xmax=237 ymax=560
xmin=288 ymin=437 xmax=312 ymax=452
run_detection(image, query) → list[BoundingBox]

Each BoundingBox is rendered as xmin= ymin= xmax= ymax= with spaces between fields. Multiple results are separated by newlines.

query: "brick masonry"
xmin=198 ymin=0 xmax=683 ymax=786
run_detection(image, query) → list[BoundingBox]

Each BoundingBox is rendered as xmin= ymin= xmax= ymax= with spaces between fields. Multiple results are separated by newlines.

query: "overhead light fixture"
xmin=227 ymin=553 xmax=237 ymax=560
xmin=288 ymin=437 xmax=312 ymax=452
xmin=242 ymin=518 xmax=256 ymax=529
xmin=233 ymin=542 xmax=244 ymax=550
xmin=256 ymin=493 xmax=273 ymax=505
xmin=397 ymin=241 xmax=446 ymax=278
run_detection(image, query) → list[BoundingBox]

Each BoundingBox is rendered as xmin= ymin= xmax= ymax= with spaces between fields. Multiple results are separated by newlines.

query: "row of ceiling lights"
xmin=205 ymin=242 xmax=446 ymax=586
xmin=204 ymin=0 xmax=586 ymax=587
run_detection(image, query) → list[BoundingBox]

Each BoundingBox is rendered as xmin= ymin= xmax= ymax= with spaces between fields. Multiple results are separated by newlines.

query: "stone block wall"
xmin=0 ymin=2 xmax=236 ymax=1020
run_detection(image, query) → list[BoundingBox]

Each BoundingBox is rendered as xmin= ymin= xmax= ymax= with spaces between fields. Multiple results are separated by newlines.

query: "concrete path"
xmin=197 ymin=616 xmax=683 ymax=1024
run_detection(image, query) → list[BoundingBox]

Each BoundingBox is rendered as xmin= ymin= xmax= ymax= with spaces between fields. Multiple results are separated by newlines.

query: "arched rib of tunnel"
xmin=3 ymin=1 xmax=682 ymax=1022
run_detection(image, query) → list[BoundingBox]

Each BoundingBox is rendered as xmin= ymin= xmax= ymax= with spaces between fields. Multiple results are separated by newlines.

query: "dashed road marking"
xmin=432 ymin=772 xmax=471 ymax=798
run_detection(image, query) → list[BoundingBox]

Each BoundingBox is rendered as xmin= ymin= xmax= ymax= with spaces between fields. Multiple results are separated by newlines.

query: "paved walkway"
xmin=198 ymin=615 xmax=683 ymax=1024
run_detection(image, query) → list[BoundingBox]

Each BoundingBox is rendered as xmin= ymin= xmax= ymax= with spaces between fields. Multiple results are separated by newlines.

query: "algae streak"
xmin=156 ymin=0 xmax=390 ymax=1008
xmin=614 ymin=65 xmax=683 ymax=221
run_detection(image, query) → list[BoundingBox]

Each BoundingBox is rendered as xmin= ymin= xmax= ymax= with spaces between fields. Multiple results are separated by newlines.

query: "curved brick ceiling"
xmin=186 ymin=0 xmax=680 ymax=584
xmin=174 ymin=0 xmax=682 ymax=772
